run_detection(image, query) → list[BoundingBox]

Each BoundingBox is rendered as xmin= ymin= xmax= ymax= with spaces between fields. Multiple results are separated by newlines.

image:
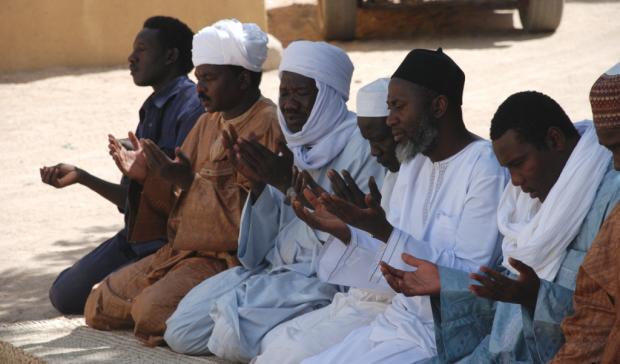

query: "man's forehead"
xmin=596 ymin=126 xmax=620 ymax=143
xmin=195 ymin=64 xmax=230 ymax=74
xmin=388 ymin=77 xmax=411 ymax=90
xmin=136 ymin=28 xmax=159 ymax=42
xmin=492 ymin=129 xmax=531 ymax=160
xmin=387 ymin=78 xmax=420 ymax=98
xmin=281 ymin=71 xmax=315 ymax=85
xmin=358 ymin=117 xmax=389 ymax=135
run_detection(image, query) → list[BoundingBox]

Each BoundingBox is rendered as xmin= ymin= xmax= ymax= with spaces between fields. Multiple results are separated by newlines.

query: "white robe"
xmin=163 ymin=128 xmax=384 ymax=363
xmin=254 ymin=172 xmax=400 ymax=364
xmin=303 ymin=139 xmax=508 ymax=364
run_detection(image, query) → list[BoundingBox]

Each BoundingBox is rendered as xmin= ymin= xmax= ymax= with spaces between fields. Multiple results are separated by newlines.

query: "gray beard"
xmin=395 ymin=140 xmax=417 ymax=164
xmin=395 ymin=114 xmax=439 ymax=163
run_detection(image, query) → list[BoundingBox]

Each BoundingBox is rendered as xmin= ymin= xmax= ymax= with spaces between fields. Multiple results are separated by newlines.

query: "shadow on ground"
xmin=0 ymin=224 xmax=121 ymax=323
xmin=0 ymin=317 xmax=225 ymax=363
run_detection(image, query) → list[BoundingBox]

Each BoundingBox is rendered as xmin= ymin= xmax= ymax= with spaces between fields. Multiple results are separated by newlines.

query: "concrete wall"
xmin=1 ymin=0 xmax=267 ymax=72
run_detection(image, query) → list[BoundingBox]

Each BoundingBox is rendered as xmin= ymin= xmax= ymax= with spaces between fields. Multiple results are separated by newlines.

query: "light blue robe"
xmin=163 ymin=128 xmax=384 ymax=362
xmin=426 ymin=165 xmax=620 ymax=364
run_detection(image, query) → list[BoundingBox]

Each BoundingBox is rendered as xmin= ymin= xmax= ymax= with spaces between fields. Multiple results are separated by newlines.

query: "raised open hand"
xmin=40 ymin=163 xmax=82 ymax=188
xmin=319 ymin=176 xmax=393 ymax=242
xmin=142 ymin=140 xmax=194 ymax=190
xmin=328 ymin=169 xmax=366 ymax=208
xmin=292 ymin=187 xmax=351 ymax=243
xmin=288 ymin=166 xmax=328 ymax=208
xmin=223 ymin=126 xmax=261 ymax=184
xmin=223 ymin=126 xmax=268 ymax=200
xmin=233 ymin=135 xmax=294 ymax=194
xmin=469 ymin=257 xmax=541 ymax=311
xmin=380 ymin=253 xmax=440 ymax=297
xmin=108 ymin=132 xmax=147 ymax=183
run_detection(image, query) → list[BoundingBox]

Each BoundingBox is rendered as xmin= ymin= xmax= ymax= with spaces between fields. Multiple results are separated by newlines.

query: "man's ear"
xmin=545 ymin=127 xmax=567 ymax=151
xmin=431 ymin=95 xmax=448 ymax=119
xmin=165 ymin=48 xmax=179 ymax=66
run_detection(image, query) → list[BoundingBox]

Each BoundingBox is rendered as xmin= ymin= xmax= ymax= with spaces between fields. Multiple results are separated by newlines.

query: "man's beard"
xmin=395 ymin=113 xmax=439 ymax=163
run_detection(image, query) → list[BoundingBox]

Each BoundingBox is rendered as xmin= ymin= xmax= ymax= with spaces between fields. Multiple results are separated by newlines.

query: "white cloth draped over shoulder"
xmin=277 ymin=41 xmax=358 ymax=170
xmin=499 ymin=121 xmax=611 ymax=280
xmin=192 ymin=19 xmax=267 ymax=71
xmin=302 ymin=140 xmax=508 ymax=364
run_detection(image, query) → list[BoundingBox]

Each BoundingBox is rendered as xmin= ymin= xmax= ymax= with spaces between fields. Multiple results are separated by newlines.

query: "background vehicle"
xmin=318 ymin=0 xmax=564 ymax=40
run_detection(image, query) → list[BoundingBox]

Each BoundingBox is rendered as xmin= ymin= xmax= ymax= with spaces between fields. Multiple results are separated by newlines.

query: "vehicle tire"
xmin=318 ymin=0 xmax=357 ymax=40
xmin=518 ymin=0 xmax=564 ymax=33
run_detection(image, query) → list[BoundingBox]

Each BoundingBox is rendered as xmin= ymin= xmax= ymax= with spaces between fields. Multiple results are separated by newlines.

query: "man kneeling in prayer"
xmin=551 ymin=62 xmax=620 ymax=363
xmin=84 ymin=19 xmax=282 ymax=346
xmin=291 ymin=48 xmax=508 ymax=364
xmin=163 ymin=41 xmax=384 ymax=362
xmin=381 ymin=91 xmax=620 ymax=363
xmin=42 ymin=16 xmax=202 ymax=315
xmin=255 ymin=78 xmax=401 ymax=364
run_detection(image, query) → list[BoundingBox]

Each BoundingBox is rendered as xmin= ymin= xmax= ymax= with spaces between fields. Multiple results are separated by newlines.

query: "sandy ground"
xmin=1 ymin=0 xmax=619 ymax=324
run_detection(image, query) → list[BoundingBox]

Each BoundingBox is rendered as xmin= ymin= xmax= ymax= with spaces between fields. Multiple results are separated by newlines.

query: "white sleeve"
xmin=237 ymin=186 xmax=283 ymax=268
xmin=370 ymin=172 xmax=506 ymax=283
xmin=317 ymin=226 xmax=394 ymax=293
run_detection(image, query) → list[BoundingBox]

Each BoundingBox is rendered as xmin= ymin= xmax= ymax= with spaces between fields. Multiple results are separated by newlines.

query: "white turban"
xmin=279 ymin=41 xmax=353 ymax=100
xmin=357 ymin=78 xmax=389 ymax=117
xmin=278 ymin=41 xmax=357 ymax=170
xmin=192 ymin=19 xmax=267 ymax=72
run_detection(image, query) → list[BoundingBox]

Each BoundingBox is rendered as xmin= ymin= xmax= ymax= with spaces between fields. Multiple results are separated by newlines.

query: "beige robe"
xmin=84 ymin=97 xmax=282 ymax=346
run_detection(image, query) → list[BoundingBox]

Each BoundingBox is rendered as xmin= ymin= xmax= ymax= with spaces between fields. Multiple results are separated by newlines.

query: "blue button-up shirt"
xmin=124 ymin=75 xmax=203 ymax=256
xmin=135 ymin=75 xmax=204 ymax=156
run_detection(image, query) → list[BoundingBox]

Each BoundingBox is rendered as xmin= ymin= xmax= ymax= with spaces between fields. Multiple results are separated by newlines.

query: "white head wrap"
xmin=357 ymin=78 xmax=389 ymax=117
xmin=192 ymin=19 xmax=267 ymax=72
xmin=278 ymin=41 xmax=357 ymax=170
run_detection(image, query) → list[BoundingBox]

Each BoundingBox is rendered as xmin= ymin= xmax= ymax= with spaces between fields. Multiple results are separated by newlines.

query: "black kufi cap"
xmin=391 ymin=48 xmax=465 ymax=105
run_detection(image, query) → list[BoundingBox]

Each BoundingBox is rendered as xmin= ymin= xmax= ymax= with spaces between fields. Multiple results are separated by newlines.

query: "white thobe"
xmin=254 ymin=172 xmax=400 ymax=364
xmin=163 ymin=128 xmax=385 ymax=363
xmin=303 ymin=139 xmax=508 ymax=364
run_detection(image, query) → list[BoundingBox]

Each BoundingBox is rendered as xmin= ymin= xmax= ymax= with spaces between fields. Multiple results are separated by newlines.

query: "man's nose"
xmin=282 ymin=97 xmax=300 ymax=112
xmin=127 ymin=51 xmax=137 ymax=64
xmin=386 ymin=112 xmax=397 ymax=127
xmin=510 ymin=172 xmax=525 ymax=187
xmin=196 ymin=80 xmax=207 ymax=93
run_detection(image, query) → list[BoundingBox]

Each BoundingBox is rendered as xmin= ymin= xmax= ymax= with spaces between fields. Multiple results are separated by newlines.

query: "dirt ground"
xmin=1 ymin=0 xmax=619 ymax=324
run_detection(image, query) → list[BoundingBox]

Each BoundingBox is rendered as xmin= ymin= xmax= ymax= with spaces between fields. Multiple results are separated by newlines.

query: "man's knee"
xmin=48 ymin=233 xmax=135 ymax=315
xmin=130 ymin=285 xmax=174 ymax=346
xmin=164 ymin=314 xmax=211 ymax=355
xmin=49 ymin=271 xmax=85 ymax=314
xmin=164 ymin=323 xmax=205 ymax=355
xmin=84 ymin=280 xmax=133 ymax=330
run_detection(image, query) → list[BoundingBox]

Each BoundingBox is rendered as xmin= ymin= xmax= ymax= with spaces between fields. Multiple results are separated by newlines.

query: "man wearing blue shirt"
xmin=40 ymin=16 xmax=203 ymax=315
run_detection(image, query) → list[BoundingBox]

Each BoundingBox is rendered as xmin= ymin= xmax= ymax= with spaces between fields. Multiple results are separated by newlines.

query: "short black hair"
xmin=228 ymin=65 xmax=263 ymax=89
xmin=143 ymin=16 xmax=194 ymax=75
xmin=490 ymin=91 xmax=578 ymax=149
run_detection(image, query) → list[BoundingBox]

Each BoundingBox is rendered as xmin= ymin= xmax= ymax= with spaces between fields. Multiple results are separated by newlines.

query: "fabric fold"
xmin=498 ymin=121 xmax=611 ymax=279
xmin=277 ymin=41 xmax=357 ymax=170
